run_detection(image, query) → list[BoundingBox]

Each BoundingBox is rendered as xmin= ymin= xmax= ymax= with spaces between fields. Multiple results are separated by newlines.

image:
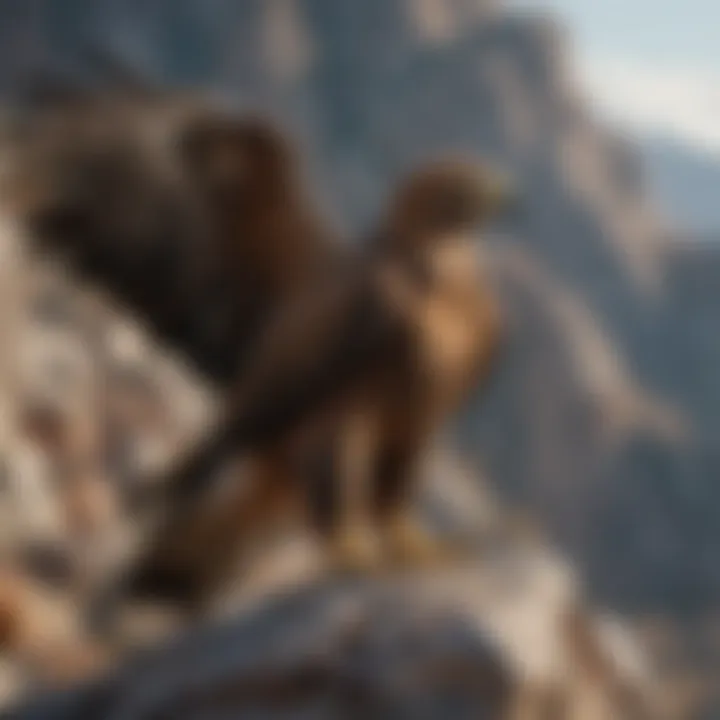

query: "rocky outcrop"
xmin=13 ymin=578 xmax=650 ymax=720
xmin=6 ymin=515 xmax=655 ymax=720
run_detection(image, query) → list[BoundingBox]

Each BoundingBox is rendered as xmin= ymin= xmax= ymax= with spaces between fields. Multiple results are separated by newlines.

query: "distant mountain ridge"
xmin=640 ymin=134 xmax=720 ymax=236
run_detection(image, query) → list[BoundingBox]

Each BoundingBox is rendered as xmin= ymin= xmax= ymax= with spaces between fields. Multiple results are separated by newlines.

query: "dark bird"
xmin=123 ymin=159 xmax=513 ymax=608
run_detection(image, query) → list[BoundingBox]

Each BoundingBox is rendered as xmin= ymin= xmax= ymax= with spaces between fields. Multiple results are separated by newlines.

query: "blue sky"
xmin=511 ymin=0 xmax=720 ymax=154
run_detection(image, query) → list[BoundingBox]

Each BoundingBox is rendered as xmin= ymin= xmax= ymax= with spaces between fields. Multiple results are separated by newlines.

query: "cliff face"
xmin=0 ymin=0 xmax=717 ymax=658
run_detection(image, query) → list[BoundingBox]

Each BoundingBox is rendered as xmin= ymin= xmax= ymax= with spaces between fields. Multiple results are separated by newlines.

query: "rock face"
xmin=7 ymin=532 xmax=654 ymax=720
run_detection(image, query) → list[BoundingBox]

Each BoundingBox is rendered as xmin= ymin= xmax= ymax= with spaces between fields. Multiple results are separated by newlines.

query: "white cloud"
xmin=577 ymin=54 xmax=720 ymax=155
